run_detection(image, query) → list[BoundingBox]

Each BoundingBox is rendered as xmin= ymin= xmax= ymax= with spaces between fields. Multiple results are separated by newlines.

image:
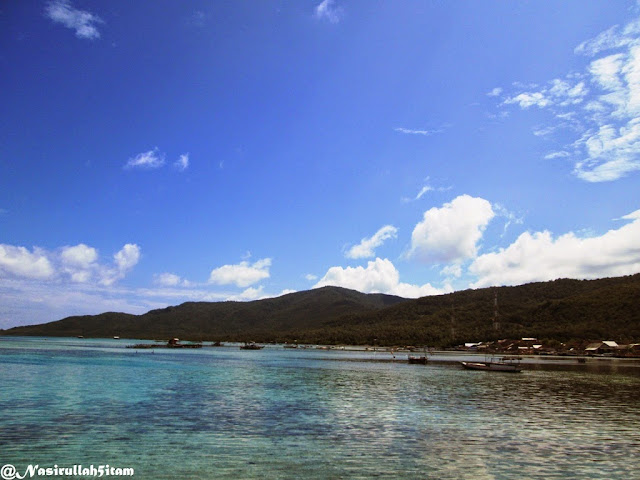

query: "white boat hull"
xmin=461 ymin=361 xmax=522 ymax=372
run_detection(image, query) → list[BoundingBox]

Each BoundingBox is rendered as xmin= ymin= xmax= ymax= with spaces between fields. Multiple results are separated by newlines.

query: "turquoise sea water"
xmin=1 ymin=337 xmax=639 ymax=479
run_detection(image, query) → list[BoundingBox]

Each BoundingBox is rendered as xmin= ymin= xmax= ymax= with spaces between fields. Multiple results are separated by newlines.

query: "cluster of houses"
xmin=456 ymin=338 xmax=640 ymax=357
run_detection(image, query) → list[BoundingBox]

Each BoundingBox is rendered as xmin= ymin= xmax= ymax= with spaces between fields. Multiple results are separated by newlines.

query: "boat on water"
xmin=461 ymin=356 xmax=522 ymax=373
xmin=240 ymin=342 xmax=264 ymax=350
xmin=407 ymin=346 xmax=431 ymax=365
xmin=408 ymin=355 xmax=428 ymax=364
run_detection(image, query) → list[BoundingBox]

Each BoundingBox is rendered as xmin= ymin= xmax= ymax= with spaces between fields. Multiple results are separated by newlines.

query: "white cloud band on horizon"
xmin=469 ymin=209 xmax=640 ymax=288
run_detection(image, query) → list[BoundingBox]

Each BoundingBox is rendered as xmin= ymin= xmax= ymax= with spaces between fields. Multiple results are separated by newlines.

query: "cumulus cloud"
xmin=469 ymin=209 xmax=640 ymax=288
xmin=114 ymin=244 xmax=140 ymax=272
xmin=209 ymin=258 xmax=271 ymax=288
xmin=496 ymin=15 xmax=640 ymax=182
xmin=60 ymin=244 xmax=98 ymax=282
xmin=345 ymin=225 xmax=398 ymax=259
xmin=95 ymin=244 xmax=141 ymax=286
xmin=0 ymin=242 xmax=140 ymax=286
xmin=125 ymin=148 xmax=166 ymax=170
xmin=45 ymin=0 xmax=102 ymax=40
xmin=408 ymin=195 xmax=495 ymax=264
xmin=315 ymin=0 xmax=343 ymax=23
xmin=0 ymin=245 xmax=55 ymax=280
xmin=314 ymin=257 xmax=448 ymax=298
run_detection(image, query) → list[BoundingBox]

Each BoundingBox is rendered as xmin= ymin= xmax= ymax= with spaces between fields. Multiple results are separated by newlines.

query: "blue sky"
xmin=1 ymin=0 xmax=640 ymax=328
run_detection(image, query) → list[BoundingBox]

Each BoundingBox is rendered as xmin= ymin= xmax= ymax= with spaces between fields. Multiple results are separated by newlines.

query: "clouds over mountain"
xmin=314 ymin=257 xmax=448 ymax=298
xmin=470 ymin=209 xmax=640 ymax=288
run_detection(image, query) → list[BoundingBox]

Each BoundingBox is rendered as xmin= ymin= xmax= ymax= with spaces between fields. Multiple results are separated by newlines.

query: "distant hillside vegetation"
xmin=1 ymin=286 xmax=406 ymax=341
xmin=2 ymin=275 xmax=639 ymax=346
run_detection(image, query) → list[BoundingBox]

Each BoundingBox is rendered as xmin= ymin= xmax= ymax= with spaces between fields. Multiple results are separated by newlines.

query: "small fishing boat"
xmin=461 ymin=356 xmax=522 ymax=373
xmin=408 ymin=355 xmax=428 ymax=364
xmin=240 ymin=342 xmax=264 ymax=350
xmin=407 ymin=346 xmax=430 ymax=365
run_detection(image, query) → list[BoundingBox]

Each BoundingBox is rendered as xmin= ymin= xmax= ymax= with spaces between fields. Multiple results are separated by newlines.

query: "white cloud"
xmin=0 ymin=245 xmax=55 ymax=280
xmin=314 ymin=257 xmax=449 ymax=298
xmin=209 ymin=258 xmax=271 ymax=288
xmin=487 ymin=87 xmax=503 ymax=97
xmin=504 ymin=91 xmax=552 ymax=109
xmin=575 ymin=18 xmax=640 ymax=56
xmin=125 ymin=148 xmax=165 ymax=170
xmin=493 ymin=203 xmax=524 ymax=236
xmin=345 ymin=225 xmax=398 ymax=259
xmin=45 ymin=0 xmax=102 ymax=40
xmin=315 ymin=0 xmax=343 ymax=23
xmin=408 ymin=195 xmax=495 ymax=264
xmin=60 ymin=244 xmax=97 ymax=267
xmin=394 ymin=127 xmax=441 ymax=136
xmin=305 ymin=273 xmax=318 ymax=281
xmin=153 ymin=272 xmax=190 ymax=287
xmin=440 ymin=264 xmax=462 ymax=279
xmin=401 ymin=178 xmax=452 ymax=203
xmin=0 ymin=242 xmax=140 ymax=287
xmin=226 ymin=286 xmax=266 ymax=301
xmin=469 ymin=209 xmax=640 ymax=288
xmin=414 ymin=185 xmax=433 ymax=200
xmin=114 ymin=244 xmax=140 ymax=272
xmin=175 ymin=153 xmax=189 ymax=171
xmin=544 ymin=151 xmax=571 ymax=160
xmin=498 ymin=15 xmax=640 ymax=182
xmin=60 ymin=244 xmax=98 ymax=283
xmin=98 ymin=243 xmax=141 ymax=286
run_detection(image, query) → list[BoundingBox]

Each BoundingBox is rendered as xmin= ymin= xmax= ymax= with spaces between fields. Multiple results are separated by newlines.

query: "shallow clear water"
xmin=1 ymin=337 xmax=639 ymax=479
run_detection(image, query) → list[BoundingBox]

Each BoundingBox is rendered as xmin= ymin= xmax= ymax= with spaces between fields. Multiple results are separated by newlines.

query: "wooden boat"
xmin=461 ymin=356 xmax=522 ymax=373
xmin=240 ymin=342 xmax=264 ymax=350
xmin=408 ymin=355 xmax=428 ymax=365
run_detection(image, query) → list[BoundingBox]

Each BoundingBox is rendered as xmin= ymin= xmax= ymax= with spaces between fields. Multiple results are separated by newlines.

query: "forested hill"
xmin=0 ymin=286 xmax=406 ymax=340
xmin=2 ymin=275 xmax=640 ymax=346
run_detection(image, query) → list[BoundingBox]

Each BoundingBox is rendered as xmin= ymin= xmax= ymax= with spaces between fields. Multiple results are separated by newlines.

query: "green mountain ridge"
xmin=2 ymin=275 xmax=640 ymax=346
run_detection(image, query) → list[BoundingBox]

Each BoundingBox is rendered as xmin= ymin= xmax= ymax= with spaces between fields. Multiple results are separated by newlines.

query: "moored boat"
xmin=461 ymin=356 xmax=522 ymax=372
xmin=240 ymin=342 xmax=264 ymax=350
xmin=408 ymin=355 xmax=428 ymax=364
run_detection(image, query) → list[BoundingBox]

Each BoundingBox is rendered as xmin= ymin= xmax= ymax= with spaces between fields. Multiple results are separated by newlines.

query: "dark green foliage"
xmin=3 ymin=275 xmax=640 ymax=346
